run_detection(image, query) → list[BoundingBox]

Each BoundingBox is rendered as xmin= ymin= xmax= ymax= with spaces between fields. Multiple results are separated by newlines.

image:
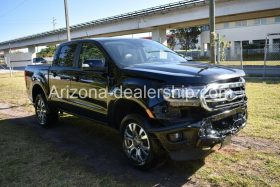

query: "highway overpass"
xmin=0 ymin=0 xmax=280 ymax=55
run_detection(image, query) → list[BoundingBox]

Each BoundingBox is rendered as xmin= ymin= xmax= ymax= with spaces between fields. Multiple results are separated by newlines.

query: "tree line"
xmin=167 ymin=27 xmax=202 ymax=50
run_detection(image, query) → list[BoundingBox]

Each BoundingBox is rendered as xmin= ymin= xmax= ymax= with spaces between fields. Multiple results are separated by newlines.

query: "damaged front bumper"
xmin=149 ymin=106 xmax=247 ymax=161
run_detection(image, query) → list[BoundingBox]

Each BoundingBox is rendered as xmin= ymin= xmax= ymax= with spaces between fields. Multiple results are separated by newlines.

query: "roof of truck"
xmin=61 ymin=38 xmax=150 ymax=45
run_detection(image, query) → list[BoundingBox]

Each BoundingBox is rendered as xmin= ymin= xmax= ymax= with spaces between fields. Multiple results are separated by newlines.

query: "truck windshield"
xmin=101 ymin=39 xmax=187 ymax=67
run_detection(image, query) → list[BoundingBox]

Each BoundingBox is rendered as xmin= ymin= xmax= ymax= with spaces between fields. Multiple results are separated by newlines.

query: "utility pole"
xmin=240 ymin=41 xmax=243 ymax=69
xmin=263 ymin=36 xmax=269 ymax=78
xmin=209 ymin=0 xmax=216 ymax=64
xmin=64 ymin=0 xmax=71 ymax=41
xmin=216 ymin=33 xmax=220 ymax=64
xmin=52 ymin=17 xmax=57 ymax=31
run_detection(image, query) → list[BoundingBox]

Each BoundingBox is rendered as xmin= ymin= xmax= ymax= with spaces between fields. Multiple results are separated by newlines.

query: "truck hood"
xmin=122 ymin=61 xmax=245 ymax=85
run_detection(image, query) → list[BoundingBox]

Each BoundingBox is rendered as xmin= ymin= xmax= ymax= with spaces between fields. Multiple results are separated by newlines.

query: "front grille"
xmin=200 ymin=77 xmax=247 ymax=111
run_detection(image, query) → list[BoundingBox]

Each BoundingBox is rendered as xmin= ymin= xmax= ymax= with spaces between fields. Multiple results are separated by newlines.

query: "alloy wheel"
xmin=123 ymin=123 xmax=150 ymax=165
xmin=36 ymin=98 xmax=47 ymax=125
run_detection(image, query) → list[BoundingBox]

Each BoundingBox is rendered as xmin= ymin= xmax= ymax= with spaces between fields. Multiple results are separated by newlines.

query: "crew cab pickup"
xmin=25 ymin=38 xmax=247 ymax=169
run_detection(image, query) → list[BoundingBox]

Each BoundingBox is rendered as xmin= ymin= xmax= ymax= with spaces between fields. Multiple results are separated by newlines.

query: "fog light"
xmin=168 ymin=132 xmax=183 ymax=142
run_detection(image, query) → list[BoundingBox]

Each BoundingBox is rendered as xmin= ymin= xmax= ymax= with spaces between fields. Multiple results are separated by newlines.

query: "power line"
xmin=0 ymin=21 xmax=50 ymax=25
xmin=0 ymin=18 xmax=51 ymax=25
xmin=0 ymin=18 xmax=50 ymax=21
xmin=0 ymin=0 xmax=29 ymax=18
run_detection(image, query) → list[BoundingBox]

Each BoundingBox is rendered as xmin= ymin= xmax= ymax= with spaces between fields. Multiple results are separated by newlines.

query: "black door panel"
xmin=48 ymin=43 xmax=79 ymax=110
xmin=69 ymin=42 xmax=108 ymax=122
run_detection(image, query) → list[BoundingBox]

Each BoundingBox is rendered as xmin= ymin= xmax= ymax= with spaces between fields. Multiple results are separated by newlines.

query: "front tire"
xmin=35 ymin=94 xmax=58 ymax=128
xmin=121 ymin=114 xmax=164 ymax=169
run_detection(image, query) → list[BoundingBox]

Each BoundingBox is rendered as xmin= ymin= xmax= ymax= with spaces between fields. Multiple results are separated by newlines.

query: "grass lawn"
xmin=244 ymin=79 xmax=280 ymax=140
xmin=0 ymin=72 xmax=30 ymax=105
xmin=0 ymin=72 xmax=33 ymax=112
xmin=220 ymin=61 xmax=280 ymax=66
xmin=0 ymin=72 xmax=280 ymax=186
xmin=199 ymin=60 xmax=280 ymax=66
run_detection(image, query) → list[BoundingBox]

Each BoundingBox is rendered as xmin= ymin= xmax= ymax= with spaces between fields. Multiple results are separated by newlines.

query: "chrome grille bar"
xmin=200 ymin=78 xmax=246 ymax=111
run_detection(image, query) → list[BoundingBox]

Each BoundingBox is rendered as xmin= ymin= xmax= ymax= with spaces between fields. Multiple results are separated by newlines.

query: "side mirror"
xmin=82 ymin=59 xmax=106 ymax=71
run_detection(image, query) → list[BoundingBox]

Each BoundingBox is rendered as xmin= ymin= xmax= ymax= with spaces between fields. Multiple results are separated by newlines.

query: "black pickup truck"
xmin=25 ymin=38 xmax=247 ymax=169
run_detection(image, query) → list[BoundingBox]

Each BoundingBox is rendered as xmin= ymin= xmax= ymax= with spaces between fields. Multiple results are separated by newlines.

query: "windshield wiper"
xmin=147 ymin=50 xmax=175 ymax=54
xmin=197 ymin=66 xmax=209 ymax=74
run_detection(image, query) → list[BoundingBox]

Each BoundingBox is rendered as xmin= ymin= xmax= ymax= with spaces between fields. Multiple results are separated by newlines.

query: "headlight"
xmin=162 ymin=86 xmax=205 ymax=107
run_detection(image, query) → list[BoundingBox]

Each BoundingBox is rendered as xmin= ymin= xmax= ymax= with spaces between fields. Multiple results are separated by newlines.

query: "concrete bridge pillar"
xmin=3 ymin=49 xmax=10 ymax=65
xmin=3 ymin=49 xmax=9 ymax=54
xmin=3 ymin=46 xmax=37 ymax=68
xmin=3 ymin=49 xmax=9 ymax=56
xmin=28 ymin=46 xmax=37 ymax=59
xmin=152 ymin=27 xmax=167 ymax=46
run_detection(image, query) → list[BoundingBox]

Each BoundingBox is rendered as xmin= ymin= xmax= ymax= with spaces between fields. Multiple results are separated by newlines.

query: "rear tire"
xmin=120 ymin=114 xmax=165 ymax=170
xmin=34 ymin=94 xmax=58 ymax=128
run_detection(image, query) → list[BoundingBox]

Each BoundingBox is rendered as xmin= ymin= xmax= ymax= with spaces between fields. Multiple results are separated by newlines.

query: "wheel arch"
xmin=108 ymin=98 xmax=154 ymax=130
xmin=32 ymin=83 xmax=47 ymax=103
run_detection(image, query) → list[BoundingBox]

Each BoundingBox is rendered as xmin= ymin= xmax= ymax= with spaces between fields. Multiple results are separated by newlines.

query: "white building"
xmin=200 ymin=16 xmax=280 ymax=59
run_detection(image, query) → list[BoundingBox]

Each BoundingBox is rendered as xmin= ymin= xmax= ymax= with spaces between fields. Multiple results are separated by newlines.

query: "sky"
xmin=0 ymin=0 xmax=180 ymax=42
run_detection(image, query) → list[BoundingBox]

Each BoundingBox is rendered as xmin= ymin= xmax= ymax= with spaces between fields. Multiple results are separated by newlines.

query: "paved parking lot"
xmin=0 ymin=65 xmax=24 ymax=73
xmin=0 ymin=69 xmax=21 ymax=74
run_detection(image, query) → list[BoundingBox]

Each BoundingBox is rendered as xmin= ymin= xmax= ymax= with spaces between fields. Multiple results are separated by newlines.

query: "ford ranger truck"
xmin=25 ymin=38 xmax=247 ymax=169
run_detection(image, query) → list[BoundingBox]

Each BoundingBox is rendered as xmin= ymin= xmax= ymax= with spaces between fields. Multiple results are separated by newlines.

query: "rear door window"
xmin=56 ymin=44 xmax=77 ymax=67
xmin=79 ymin=43 xmax=106 ymax=68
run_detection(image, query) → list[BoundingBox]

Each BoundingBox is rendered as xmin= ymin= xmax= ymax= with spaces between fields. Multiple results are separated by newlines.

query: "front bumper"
xmin=149 ymin=106 xmax=247 ymax=161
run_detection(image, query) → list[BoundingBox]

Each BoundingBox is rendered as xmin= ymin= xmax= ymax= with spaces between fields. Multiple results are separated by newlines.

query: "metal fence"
xmin=263 ymin=43 xmax=280 ymax=77
xmin=182 ymin=39 xmax=280 ymax=77
xmin=265 ymin=43 xmax=280 ymax=65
